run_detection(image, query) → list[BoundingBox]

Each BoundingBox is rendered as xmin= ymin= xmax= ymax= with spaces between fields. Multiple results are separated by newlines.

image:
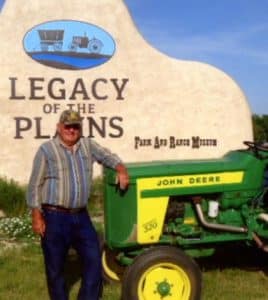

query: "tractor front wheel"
xmin=121 ymin=246 xmax=201 ymax=300
xmin=102 ymin=245 xmax=125 ymax=283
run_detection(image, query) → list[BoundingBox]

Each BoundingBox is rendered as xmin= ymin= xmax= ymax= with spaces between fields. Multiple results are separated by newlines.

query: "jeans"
xmin=41 ymin=209 xmax=102 ymax=300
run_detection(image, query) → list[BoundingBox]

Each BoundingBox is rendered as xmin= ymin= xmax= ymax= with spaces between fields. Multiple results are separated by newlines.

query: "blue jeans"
xmin=41 ymin=209 xmax=102 ymax=300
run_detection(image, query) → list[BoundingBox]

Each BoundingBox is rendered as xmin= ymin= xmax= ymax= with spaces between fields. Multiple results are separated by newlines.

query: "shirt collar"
xmin=55 ymin=135 xmax=81 ymax=152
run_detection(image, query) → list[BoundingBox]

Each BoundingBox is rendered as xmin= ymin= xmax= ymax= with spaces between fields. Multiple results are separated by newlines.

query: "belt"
xmin=42 ymin=204 xmax=87 ymax=214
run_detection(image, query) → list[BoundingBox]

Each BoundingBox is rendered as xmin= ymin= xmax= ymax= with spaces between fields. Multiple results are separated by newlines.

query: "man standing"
xmin=27 ymin=109 xmax=129 ymax=300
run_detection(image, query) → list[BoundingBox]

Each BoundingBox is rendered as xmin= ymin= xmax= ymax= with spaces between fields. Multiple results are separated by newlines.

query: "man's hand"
xmin=115 ymin=163 xmax=129 ymax=190
xmin=31 ymin=208 xmax=46 ymax=237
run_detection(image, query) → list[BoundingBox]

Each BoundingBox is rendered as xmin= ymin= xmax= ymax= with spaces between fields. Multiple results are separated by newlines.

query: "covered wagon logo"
xmin=23 ymin=20 xmax=116 ymax=70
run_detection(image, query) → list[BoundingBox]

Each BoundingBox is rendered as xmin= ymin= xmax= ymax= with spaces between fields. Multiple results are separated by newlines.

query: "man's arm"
xmin=115 ymin=163 xmax=129 ymax=190
xmin=31 ymin=208 xmax=46 ymax=237
xmin=90 ymin=139 xmax=129 ymax=189
xmin=27 ymin=148 xmax=46 ymax=236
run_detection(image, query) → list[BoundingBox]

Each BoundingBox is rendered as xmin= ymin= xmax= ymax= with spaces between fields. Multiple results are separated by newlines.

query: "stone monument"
xmin=0 ymin=0 xmax=253 ymax=183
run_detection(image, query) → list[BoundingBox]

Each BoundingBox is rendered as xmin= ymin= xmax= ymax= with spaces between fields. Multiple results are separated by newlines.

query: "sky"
xmin=124 ymin=0 xmax=268 ymax=115
xmin=1 ymin=0 xmax=267 ymax=115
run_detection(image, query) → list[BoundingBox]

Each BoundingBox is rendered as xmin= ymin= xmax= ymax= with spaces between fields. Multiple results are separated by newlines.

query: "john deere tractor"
xmin=102 ymin=141 xmax=268 ymax=300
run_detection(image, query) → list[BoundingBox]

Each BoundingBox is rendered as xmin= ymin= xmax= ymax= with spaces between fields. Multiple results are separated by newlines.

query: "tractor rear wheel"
xmin=121 ymin=246 xmax=201 ymax=300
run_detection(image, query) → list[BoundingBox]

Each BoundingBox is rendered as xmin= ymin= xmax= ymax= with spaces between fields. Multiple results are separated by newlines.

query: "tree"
xmin=252 ymin=115 xmax=268 ymax=142
xmin=253 ymin=115 xmax=264 ymax=142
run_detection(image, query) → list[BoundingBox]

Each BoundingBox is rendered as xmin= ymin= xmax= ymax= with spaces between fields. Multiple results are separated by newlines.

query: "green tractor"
xmin=102 ymin=141 xmax=268 ymax=300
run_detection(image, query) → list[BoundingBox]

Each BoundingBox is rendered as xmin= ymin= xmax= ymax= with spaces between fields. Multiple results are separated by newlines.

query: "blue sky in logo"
xmin=24 ymin=20 xmax=115 ymax=55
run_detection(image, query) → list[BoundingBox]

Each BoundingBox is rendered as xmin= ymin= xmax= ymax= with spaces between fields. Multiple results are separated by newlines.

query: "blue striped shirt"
xmin=27 ymin=136 xmax=121 ymax=209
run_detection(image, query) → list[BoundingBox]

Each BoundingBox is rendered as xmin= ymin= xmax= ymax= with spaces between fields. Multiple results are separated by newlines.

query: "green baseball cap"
xmin=59 ymin=109 xmax=82 ymax=125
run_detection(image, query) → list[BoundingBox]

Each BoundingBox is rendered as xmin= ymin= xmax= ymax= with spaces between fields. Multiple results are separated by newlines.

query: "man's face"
xmin=57 ymin=123 xmax=81 ymax=146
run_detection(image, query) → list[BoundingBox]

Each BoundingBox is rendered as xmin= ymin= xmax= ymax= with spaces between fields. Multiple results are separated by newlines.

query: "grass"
xmin=0 ymin=242 xmax=268 ymax=299
xmin=0 ymin=177 xmax=268 ymax=299
xmin=0 ymin=243 xmax=120 ymax=300
xmin=199 ymin=244 xmax=268 ymax=300
xmin=0 ymin=177 xmax=27 ymax=216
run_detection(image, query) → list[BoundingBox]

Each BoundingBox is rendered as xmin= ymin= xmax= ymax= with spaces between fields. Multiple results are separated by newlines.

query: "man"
xmin=27 ymin=109 xmax=129 ymax=300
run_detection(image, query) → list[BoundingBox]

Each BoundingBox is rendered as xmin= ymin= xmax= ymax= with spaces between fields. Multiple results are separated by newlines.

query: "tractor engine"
xmin=163 ymin=193 xmax=250 ymax=238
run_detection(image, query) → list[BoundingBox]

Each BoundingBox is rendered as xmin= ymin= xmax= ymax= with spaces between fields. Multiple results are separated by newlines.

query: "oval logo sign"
xmin=23 ymin=20 xmax=116 ymax=70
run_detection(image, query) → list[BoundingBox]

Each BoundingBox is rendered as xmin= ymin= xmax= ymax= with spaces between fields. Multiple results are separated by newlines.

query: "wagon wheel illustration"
xmin=88 ymin=38 xmax=103 ymax=54
xmin=53 ymin=42 xmax=63 ymax=51
xmin=69 ymin=42 xmax=78 ymax=52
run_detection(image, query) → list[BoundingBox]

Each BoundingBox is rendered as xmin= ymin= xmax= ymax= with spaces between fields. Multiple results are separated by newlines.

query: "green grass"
xmin=0 ymin=243 xmax=268 ymax=299
xmin=0 ymin=177 xmax=27 ymax=216
xmin=203 ymin=269 xmax=268 ymax=300
xmin=199 ymin=244 xmax=268 ymax=300
xmin=1 ymin=175 xmax=267 ymax=299
xmin=0 ymin=243 xmax=120 ymax=300
xmin=0 ymin=177 xmax=267 ymax=299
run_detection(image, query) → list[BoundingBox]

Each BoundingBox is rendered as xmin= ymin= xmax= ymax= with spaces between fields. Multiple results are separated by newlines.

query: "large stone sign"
xmin=0 ymin=0 xmax=253 ymax=183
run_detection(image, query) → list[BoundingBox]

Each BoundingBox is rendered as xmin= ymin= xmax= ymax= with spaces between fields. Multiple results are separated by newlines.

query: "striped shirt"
xmin=27 ymin=136 xmax=121 ymax=209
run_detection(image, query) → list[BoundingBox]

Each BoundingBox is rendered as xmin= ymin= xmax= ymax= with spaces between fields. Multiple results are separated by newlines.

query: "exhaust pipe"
xmin=194 ymin=199 xmax=268 ymax=252
xmin=195 ymin=203 xmax=248 ymax=233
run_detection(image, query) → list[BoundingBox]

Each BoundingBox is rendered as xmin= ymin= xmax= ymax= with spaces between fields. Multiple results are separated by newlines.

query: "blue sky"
xmin=124 ymin=0 xmax=268 ymax=115
xmin=1 ymin=0 xmax=267 ymax=115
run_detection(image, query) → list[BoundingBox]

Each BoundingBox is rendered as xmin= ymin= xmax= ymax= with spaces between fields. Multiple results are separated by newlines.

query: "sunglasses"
xmin=63 ymin=124 xmax=81 ymax=130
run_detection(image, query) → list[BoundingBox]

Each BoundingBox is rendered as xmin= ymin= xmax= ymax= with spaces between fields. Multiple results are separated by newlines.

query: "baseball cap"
xmin=59 ymin=109 xmax=82 ymax=125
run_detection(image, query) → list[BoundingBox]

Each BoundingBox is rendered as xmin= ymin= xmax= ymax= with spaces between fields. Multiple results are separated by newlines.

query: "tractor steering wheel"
xmin=243 ymin=141 xmax=268 ymax=153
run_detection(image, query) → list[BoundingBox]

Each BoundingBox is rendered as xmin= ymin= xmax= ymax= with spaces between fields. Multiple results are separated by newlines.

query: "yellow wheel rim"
xmin=101 ymin=250 xmax=120 ymax=281
xmin=137 ymin=262 xmax=191 ymax=300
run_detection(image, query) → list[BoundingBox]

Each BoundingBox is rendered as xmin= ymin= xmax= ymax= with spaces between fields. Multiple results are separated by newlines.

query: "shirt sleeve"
xmin=90 ymin=139 xmax=122 ymax=169
xmin=27 ymin=147 xmax=46 ymax=209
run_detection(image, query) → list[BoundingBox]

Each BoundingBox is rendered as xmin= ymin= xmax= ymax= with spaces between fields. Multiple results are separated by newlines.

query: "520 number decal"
xmin=143 ymin=219 xmax=158 ymax=233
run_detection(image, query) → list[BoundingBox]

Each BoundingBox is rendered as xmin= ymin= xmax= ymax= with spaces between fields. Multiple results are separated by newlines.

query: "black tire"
xmin=101 ymin=245 xmax=125 ymax=283
xmin=121 ymin=246 xmax=202 ymax=300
